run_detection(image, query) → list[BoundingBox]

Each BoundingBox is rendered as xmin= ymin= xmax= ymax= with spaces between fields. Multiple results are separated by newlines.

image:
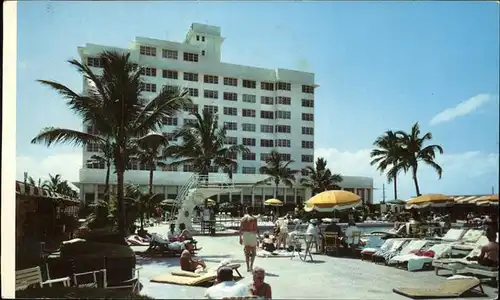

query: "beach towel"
xmin=406 ymin=244 xmax=452 ymax=271
xmin=386 ymin=240 xmax=430 ymax=264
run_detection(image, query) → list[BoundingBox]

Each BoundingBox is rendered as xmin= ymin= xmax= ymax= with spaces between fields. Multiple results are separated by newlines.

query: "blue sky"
xmin=16 ymin=1 xmax=499 ymax=201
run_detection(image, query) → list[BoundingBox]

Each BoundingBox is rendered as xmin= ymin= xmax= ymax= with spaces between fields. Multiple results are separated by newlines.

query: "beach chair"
xmin=323 ymin=232 xmax=341 ymax=256
xmin=393 ymin=277 xmax=485 ymax=299
xmin=463 ymin=264 xmax=499 ymax=283
xmin=372 ymin=238 xmax=411 ymax=263
xmin=450 ymin=229 xmax=485 ymax=255
xmin=386 ymin=240 xmax=432 ymax=266
xmin=16 ymin=265 xmax=71 ymax=291
xmin=427 ymin=228 xmax=468 ymax=243
xmin=388 ymin=243 xmax=453 ymax=272
xmin=361 ymin=237 xmax=394 ymax=261
xmin=433 ymin=236 xmax=489 ymax=276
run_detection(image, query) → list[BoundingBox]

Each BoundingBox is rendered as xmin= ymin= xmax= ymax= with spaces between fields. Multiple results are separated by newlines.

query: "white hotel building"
xmin=76 ymin=23 xmax=374 ymax=207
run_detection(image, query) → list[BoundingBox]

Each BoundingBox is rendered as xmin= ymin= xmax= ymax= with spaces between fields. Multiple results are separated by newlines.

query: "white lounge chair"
xmin=372 ymin=238 xmax=412 ymax=263
xmin=428 ymin=228 xmax=468 ymax=243
xmin=389 ymin=243 xmax=453 ymax=271
xmin=387 ymin=240 xmax=434 ymax=265
xmin=432 ymin=236 xmax=489 ymax=275
xmin=450 ymin=229 xmax=485 ymax=254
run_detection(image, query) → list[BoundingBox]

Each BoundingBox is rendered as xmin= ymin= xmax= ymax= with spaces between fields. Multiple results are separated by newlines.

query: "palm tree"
xmin=135 ymin=132 xmax=169 ymax=195
xmin=42 ymin=174 xmax=78 ymax=197
xmin=86 ymin=140 xmax=114 ymax=201
xmin=256 ymin=150 xmax=298 ymax=199
xmin=27 ymin=176 xmax=43 ymax=187
xmin=167 ymin=110 xmax=249 ymax=177
xmin=300 ymin=157 xmax=343 ymax=196
xmin=30 ymin=50 xmax=191 ymax=236
xmin=396 ymin=122 xmax=444 ymax=196
xmin=370 ymin=130 xmax=407 ymax=201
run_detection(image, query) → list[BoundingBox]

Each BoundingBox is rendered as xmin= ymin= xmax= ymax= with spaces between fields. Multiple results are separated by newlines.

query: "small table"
xmin=290 ymin=233 xmax=314 ymax=262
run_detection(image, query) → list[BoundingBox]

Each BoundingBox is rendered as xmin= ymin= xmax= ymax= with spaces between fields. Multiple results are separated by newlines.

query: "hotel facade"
xmin=76 ymin=23 xmax=374 ymax=207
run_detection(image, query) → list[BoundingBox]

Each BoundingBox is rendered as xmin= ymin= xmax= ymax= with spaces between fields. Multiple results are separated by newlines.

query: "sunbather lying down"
xmin=180 ymin=249 xmax=206 ymax=273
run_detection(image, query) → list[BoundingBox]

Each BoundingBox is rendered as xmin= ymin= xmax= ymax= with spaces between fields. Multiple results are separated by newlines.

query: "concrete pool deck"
xmin=136 ymin=225 xmax=497 ymax=299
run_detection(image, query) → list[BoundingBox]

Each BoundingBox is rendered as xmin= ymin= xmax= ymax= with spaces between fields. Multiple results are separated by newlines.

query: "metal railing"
xmin=170 ymin=173 xmax=198 ymax=218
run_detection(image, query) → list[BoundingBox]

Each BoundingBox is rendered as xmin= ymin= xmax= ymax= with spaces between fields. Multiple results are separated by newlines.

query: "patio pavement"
xmin=135 ymin=224 xmax=497 ymax=299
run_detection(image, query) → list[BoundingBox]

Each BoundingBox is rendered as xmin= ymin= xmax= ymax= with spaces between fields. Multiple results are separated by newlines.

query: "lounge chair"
xmin=389 ymin=243 xmax=453 ymax=272
xmin=372 ymin=238 xmax=412 ymax=263
xmin=145 ymin=233 xmax=187 ymax=256
xmin=450 ymin=229 xmax=485 ymax=255
xmin=393 ymin=276 xmax=485 ymax=299
xmin=463 ymin=264 xmax=499 ymax=282
xmin=361 ymin=237 xmax=394 ymax=261
xmin=427 ymin=228 xmax=468 ymax=243
xmin=432 ymin=236 xmax=489 ymax=275
xmin=386 ymin=240 xmax=434 ymax=266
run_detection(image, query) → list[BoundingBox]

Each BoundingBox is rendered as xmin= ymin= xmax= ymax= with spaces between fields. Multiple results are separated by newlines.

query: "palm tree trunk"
xmin=412 ymin=166 xmax=421 ymax=196
xmin=274 ymin=184 xmax=278 ymax=198
xmin=393 ymin=175 xmax=398 ymax=200
xmin=114 ymin=146 xmax=126 ymax=237
xmin=149 ymin=164 xmax=154 ymax=195
xmin=104 ymin=161 xmax=110 ymax=202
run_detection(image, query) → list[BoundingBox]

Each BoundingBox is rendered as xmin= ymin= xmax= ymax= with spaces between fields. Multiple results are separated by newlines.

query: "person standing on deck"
xmin=239 ymin=206 xmax=261 ymax=272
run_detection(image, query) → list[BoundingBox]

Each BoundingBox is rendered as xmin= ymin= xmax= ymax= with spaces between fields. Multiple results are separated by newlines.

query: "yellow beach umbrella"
xmin=405 ymin=194 xmax=454 ymax=209
xmin=472 ymin=194 xmax=498 ymax=206
xmin=304 ymin=190 xmax=361 ymax=212
xmin=264 ymin=198 xmax=283 ymax=206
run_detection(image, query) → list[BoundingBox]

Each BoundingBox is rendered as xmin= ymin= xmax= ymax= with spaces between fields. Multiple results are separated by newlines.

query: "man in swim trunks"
xmin=239 ymin=206 xmax=260 ymax=272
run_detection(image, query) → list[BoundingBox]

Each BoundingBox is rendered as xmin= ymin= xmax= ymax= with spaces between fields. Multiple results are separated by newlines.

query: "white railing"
xmin=170 ymin=173 xmax=198 ymax=218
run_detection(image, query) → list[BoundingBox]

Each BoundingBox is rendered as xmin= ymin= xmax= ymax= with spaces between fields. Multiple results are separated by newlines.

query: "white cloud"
xmin=315 ymin=147 xmax=499 ymax=201
xmin=429 ymin=93 xmax=493 ymax=126
xmin=16 ymin=151 xmax=82 ymax=191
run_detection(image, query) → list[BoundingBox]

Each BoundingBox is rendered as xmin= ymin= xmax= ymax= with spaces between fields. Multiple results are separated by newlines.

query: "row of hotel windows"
xmin=87 ymin=56 xmax=314 ymax=94
xmin=87 ymin=121 xmax=314 ymax=136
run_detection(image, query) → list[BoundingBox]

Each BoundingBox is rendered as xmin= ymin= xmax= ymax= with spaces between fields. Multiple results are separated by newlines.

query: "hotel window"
xmin=275 ymin=125 xmax=291 ymax=133
xmin=223 ymin=92 xmax=238 ymax=101
xmin=140 ymin=46 xmax=156 ymax=57
xmin=162 ymin=165 xmax=178 ymax=171
xmin=302 ymin=155 xmax=314 ymax=163
xmin=223 ymin=77 xmax=238 ymax=86
xmin=140 ymin=83 xmax=157 ymax=93
xmin=260 ymin=81 xmax=274 ymax=91
xmin=162 ymin=132 xmax=178 ymax=142
xmin=225 ymin=136 xmax=238 ymax=145
xmin=242 ymin=109 xmax=256 ymax=118
xmin=87 ymin=161 xmax=105 ymax=169
xmin=204 ymin=105 xmax=219 ymax=114
xmin=279 ymin=153 xmax=291 ymax=161
xmin=260 ymin=125 xmax=273 ymax=133
xmin=184 ymin=72 xmax=199 ymax=82
xmin=183 ymin=52 xmax=199 ymax=62
xmin=260 ymin=111 xmax=274 ymax=119
xmin=260 ymin=96 xmax=273 ymax=105
xmin=140 ymin=67 xmax=157 ymax=77
xmin=224 ymin=122 xmax=237 ymax=131
xmin=302 ymin=141 xmax=314 ymax=149
xmin=163 ymin=85 xmax=178 ymax=92
xmin=242 ymin=94 xmax=256 ymax=103
xmin=242 ymin=138 xmax=256 ymax=146
xmin=204 ymin=75 xmax=219 ymax=84
xmin=162 ymin=49 xmax=178 ymax=60
xmin=302 ymin=127 xmax=314 ymax=135
xmin=87 ymin=57 xmax=103 ymax=68
xmin=127 ymin=162 xmax=138 ymax=170
xmin=223 ymin=107 xmax=237 ymax=116
xmin=227 ymin=152 xmax=237 ymax=160
xmin=276 ymin=96 xmax=291 ymax=105
xmin=276 ymin=82 xmax=291 ymax=91
xmin=275 ymin=139 xmax=291 ymax=148
xmin=301 ymin=169 xmax=311 ymax=176
xmin=242 ymin=123 xmax=256 ymax=132
xmin=260 ymin=153 xmax=270 ymax=161
xmin=242 ymin=79 xmax=256 ymax=89
xmin=242 ymin=153 xmax=256 ymax=161
xmin=183 ymin=164 xmax=195 ymax=172
xmin=302 ymin=113 xmax=314 ymax=121
xmin=204 ymin=90 xmax=218 ymax=99
xmin=242 ymin=167 xmax=256 ymax=174
xmin=196 ymin=35 xmax=200 ymax=41
xmin=86 ymin=142 xmax=101 ymax=152
xmin=185 ymin=104 xmax=199 ymax=114
xmin=202 ymin=50 xmax=205 ymax=56
xmin=302 ymin=85 xmax=315 ymax=94
xmin=162 ymin=69 xmax=178 ymax=79
xmin=86 ymin=124 xmax=99 ymax=135
xmin=164 ymin=117 xmax=178 ymax=126
xmin=302 ymin=99 xmax=314 ymax=107
xmin=188 ymin=88 xmax=199 ymax=97
xmin=276 ymin=111 xmax=291 ymax=119
xmin=260 ymin=139 xmax=274 ymax=147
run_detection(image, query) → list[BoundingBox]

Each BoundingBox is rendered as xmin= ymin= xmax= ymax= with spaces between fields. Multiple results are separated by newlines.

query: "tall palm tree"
xmin=396 ymin=122 xmax=444 ymax=196
xmin=86 ymin=140 xmax=114 ymax=201
xmin=167 ymin=110 xmax=249 ymax=177
xmin=256 ymin=150 xmax=298 ymax=198
xmin=30 ymin=51 xmax=191 ymax=236
xmin=42 ymin=174 xmax=78 ymax=197
xmin=300 ymin=157 xmax=343 ymax=196
xmin=370 ymin=130 xmax=407 ymax=201
xmin=134 ymin=133 xmax=169 ymax=195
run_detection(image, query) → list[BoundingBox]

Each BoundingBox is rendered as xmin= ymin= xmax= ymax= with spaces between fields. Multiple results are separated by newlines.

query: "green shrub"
xmin=17 ymin=287 xmax=154 ymax=299
xmin=75 ymin=228 xmax=127 ymax=245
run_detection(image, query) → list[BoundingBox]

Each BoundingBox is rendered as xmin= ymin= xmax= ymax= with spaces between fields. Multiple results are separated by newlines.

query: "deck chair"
xmin=433 ymin=236 xmax=489 ymax=275
xmin=16 ymin=266 xmax=71 ymax=291
xmin=463 ymin=264 xmax=499 ymax=283
xmin=348 ymin=231 xmax=362 ymax=256
xmin=323 ymin=232 xmax=341 ymax=256
xmin=393 ymin=277 xmax=484 ymax=299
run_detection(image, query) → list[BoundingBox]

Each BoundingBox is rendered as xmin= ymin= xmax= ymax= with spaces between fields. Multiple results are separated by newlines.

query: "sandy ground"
xmin=135 ymin=224 xmax=497 ymax=299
